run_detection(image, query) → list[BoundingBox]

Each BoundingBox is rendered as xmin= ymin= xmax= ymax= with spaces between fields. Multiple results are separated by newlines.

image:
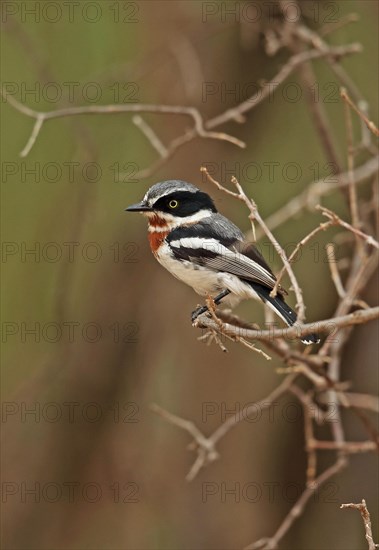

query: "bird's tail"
xmin=251 ymin=283 xmax=320 ymax=345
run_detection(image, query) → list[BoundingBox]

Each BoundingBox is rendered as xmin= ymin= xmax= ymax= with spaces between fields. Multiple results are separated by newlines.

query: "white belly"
xmin=157 ymin=245 xmax=221 ymax=295
xmin=156 ymin=242 xmax=261 ymax=306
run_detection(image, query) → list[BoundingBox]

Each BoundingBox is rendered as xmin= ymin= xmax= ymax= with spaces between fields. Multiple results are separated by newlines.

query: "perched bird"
xmin=126 ymin=180 xmax=319 ymax=345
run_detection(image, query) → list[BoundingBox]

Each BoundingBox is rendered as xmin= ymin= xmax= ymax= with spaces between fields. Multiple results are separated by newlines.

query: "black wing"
xmin=167 ymin=214 xmax=285 ymax=293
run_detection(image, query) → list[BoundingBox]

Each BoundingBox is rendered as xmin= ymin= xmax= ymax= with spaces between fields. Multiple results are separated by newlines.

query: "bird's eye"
xmin=168 ymin=199 xmax=179 ymax=209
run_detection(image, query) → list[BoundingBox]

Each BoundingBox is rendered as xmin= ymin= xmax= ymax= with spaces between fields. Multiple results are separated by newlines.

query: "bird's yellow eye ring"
xmin=168 ymin=199 xmax=179 ymax=209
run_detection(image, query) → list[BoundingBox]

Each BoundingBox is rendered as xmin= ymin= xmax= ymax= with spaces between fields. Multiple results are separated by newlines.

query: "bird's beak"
xmin=125 ymin=201 xmax=153 ymax=212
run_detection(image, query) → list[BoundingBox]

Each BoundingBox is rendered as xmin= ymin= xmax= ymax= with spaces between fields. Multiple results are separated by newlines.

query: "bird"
xmin=126 ymin=179 xmax=320 ymax=345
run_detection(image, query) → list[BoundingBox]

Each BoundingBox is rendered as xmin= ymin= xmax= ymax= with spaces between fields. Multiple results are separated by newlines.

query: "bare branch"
xmin=151 ymin=375 xmax=297 ymax=482
xmin=230 ymin=179 xmax=305 ymax=321
xmin=194 ymin=306 xmax=379 ymax=343
xmin=1 ymin=43 xmax=361 ymax=166
xmin=255 ymin=156 xmax=379 ymax=238
xmin=341 ymin=88 xmax=379 ymax=137
xmin=272 ymin=221 xmax=334 ymax=296
xmin=326 ymin=243 xmax=347 ymax=299
xmin=316 ymin=205 xmax=379 ymax=249
xmin=340 ymin=500 xmax=378 ymax=550
xmin=311 ymin=441 xmax=377 ymax=453
xmin=132 ymin=115 xmax=168 ymax=157
xmin=0 ymin=87 xmax=245 ymax=157
xmin=245 ymin=457 xmax=347 ymax=550
xmin=293 ymin=22 xmax=375 ymax=151
xmin=211 ymin=375 xmax=297 ymax=446
xmin=319 ymin=13 xmax=359 ymax=37
xmin=338 ymin=392 xmax=379 ymax=413
xmin=341 ymin=87 xmax=364 ymax=257
xmin=149 ymin=403 xmax=219 ymax=482
xmin=289 ymin=385 xmax=318 ymax=484
xmin=206 ymin=43 xmax=362 ymax=128
xmin=20 ymin=115 xmax=44 ymax=157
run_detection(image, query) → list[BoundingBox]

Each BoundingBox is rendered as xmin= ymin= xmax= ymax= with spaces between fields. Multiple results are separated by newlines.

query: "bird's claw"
xmin=191 ymin=305 xmax=208 ymax=324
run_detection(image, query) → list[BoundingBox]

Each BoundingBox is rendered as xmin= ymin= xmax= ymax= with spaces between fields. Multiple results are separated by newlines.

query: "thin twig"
xmin=280 ymin=10 xmax=342 ymax=175
xmin=272 ymin=221 xmax=334 ymax=295
xmin=316 ymin=205 xmax=379 ymax=249
xmin=341 ymin=88 xmax=379 ymax=137
xmin=341 ymin=87 xmax=364 ymax=257
xmin=289 ymin=385 xmax=317 ymax=484
xmin=337 ymin=392 xmax=379 ymax=413
xmin=151 ymin=375 xmax=297 ymax=481
xmin=326 ymin=243 xmax=346 ymax=299
xmin=255 ymin=157 xmax=379 ymax=238
xmin=311 ymin=441 xmax=376 ymax=453
xmin=293 ymin=23 xmax=374 ymax=152
xmin=245 ymin=457 xmax=347 ymax=550
xmin=319 ymin=13 xmax=359 ymax=37
xmin=207 ymin=44 xmax=362 ymax=128
xmin=340 ymin=500 xmax=378 ymax=550
xmin=320 ymin=250 xmax=378 ymax=358
xmin=132 ymin=115 xmax=168 ymax=157
xmin=211 ymin=375 xmax=297 ymax=445
xmin=150 ymin=403 xmax=219 ymax=482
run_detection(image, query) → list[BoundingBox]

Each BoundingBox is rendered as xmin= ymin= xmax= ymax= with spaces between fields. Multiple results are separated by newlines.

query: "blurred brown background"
xmin=1 ymin=1 xmax=378 ymax=549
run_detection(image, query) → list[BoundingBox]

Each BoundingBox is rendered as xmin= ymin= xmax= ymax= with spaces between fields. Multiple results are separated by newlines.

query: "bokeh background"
xmin=1 ymin=1 xmax=378 ymax=549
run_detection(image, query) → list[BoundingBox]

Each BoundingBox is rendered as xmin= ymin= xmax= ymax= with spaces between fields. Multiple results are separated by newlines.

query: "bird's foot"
xmin=191 ymin=305 xmax=209 ymax=324
xmin=191 ymin=291 xmax=229 ymax=325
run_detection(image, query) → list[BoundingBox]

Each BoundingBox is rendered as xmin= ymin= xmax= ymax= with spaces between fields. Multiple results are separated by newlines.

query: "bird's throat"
xmin=148 ymin=229 xmax=169 ymax=256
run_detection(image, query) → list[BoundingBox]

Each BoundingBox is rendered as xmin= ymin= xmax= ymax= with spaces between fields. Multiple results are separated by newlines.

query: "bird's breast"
xmin=148 ymin=229 xmax=169 ymax=256
xmin=155 ymin=241 xmax=222 ymax=296
xmin=147 ymin=216 xmax=176 ymax=256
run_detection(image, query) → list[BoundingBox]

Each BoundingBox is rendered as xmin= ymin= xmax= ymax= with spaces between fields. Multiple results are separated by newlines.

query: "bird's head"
xmin=126 ymin=180 xmax=217 ymax=228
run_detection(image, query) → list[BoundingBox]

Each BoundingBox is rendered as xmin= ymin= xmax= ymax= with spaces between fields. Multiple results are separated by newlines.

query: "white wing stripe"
xmin=170 ymin=237 xmax=223 ymax=251
xmin=169 ymin=237 xmax=276 ymax=287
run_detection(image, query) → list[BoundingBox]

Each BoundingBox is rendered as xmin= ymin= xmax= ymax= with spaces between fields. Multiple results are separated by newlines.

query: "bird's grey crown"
xmin=144 ymin=180 xmax=199 ymax=205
